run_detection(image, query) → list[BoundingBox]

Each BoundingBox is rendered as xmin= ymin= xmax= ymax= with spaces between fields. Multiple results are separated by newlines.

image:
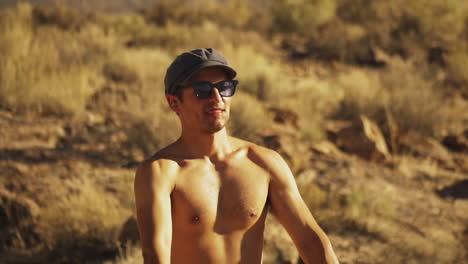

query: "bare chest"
xmin=171 ymin=158 xmax=270 ymax=234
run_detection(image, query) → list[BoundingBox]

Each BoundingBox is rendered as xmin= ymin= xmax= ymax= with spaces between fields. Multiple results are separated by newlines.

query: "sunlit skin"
xmin=134 ymin=66 xmax=340 ymax=264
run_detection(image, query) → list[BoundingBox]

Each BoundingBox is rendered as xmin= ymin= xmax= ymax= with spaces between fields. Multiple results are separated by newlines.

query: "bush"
xmin=223 ymin=45 xmax=291 ymax=102
xmin=334 ymin=59 xmax=453 ymax=141
xmin=143 ymin=0 xmax=219 ymax=26
xmin=0 ymin=4 xmax=109 ymax=115
xmin=88 ymin=47 xmax=180 ymax=156
xmin=215 ymin=0 xmax=253 ymax=29
xmin=32 ymin=5 xmax=84 ymax=30
xmin=270 ymin=0 xmax=337 ymax=37
xmin=228 ymin=91 xmax=271 ymax=144
xmin=37 ymin=176 xmax=131 ymax=262
xmin=337 ymin=0 xmax=468 ymax=58
xmin=446 ymin=48 xmax=468 ymax=89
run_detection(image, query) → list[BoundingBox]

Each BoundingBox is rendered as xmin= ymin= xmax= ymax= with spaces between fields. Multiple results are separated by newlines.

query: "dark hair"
xmin=173 ymin=85 xmax=184 ymax=102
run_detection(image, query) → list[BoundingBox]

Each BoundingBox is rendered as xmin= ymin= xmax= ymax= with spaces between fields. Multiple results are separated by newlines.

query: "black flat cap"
xmin=164 ymin=48 xmax=237 ymax=95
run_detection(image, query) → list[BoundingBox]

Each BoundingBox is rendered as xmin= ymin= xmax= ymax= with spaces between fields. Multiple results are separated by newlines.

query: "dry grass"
xmin=270 ymin=0 xmax=337 ymax=37
xmin=0 ymin=4 xmax=110 ymax=115
xmin=36 ymin=176 xmax=131 ymax=261
xmin=334 ymin=58 xmax=455 ymax=142
xmin=223 ymin=44 xmax=291 ymax=102
xmin=446 ymin=48 xmax=468 ymax=88
xmin=228 ymin=91 xmax=272 ymax=144
xmin=104 ymin=245 xmax=143 ymax=264
xmin=1 ymin=2 xmax=467 ymax=264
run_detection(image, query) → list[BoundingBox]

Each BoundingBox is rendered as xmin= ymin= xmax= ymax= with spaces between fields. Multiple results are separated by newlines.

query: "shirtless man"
xmin=134 ymin=48 xmax=339 ymax=264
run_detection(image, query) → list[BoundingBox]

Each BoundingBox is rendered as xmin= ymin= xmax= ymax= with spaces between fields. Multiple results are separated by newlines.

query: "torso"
xmin=153 ymin=142 xmax=271 ymax=264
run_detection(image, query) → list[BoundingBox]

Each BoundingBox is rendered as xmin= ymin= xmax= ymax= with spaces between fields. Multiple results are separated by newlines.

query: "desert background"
xmin=0 ymin=0 xmax=468 ymax=263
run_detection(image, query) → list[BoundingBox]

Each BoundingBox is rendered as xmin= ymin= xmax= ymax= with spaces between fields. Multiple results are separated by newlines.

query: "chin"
xmin=204 ymin=119 xmax=227 ymax=134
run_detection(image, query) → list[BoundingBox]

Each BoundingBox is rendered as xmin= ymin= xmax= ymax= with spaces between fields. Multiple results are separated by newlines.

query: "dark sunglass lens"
xmin=192 ymin=82 xmax=212 ymax=99
xmin=220 ymin=87 xmax=235 ymax=97
xmin=217 ymin=80 xmax=237 ymax=97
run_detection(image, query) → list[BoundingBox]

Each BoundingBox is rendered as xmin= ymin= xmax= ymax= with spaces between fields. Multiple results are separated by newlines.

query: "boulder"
xmin=332 ymin=116 xmax=390 ymax=162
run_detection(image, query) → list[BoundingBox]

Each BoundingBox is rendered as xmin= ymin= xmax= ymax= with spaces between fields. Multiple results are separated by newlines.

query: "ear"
xmin=166 ymin=95 xmax=181 ymax=113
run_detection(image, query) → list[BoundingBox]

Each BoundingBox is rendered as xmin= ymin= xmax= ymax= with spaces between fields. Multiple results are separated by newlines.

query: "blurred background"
xmin=0 ymin=0 xmax=467 ymax=263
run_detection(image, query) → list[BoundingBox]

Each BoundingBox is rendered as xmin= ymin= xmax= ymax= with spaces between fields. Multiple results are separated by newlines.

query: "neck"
xmin=178 ymin=127 xmax=232 ymax=160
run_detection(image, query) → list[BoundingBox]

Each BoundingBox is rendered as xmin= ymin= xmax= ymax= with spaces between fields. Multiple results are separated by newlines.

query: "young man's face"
xmin=169 ymin=66 xmax=233 ymax=134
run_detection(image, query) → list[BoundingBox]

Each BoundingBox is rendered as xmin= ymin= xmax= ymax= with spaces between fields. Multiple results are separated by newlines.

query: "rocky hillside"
xmin=1 ymin=1 xmax=468 ymax=263
xmin=1 ymin=104 xmax=467 ymax=263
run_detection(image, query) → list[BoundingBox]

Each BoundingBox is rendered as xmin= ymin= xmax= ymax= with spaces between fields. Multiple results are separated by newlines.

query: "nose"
xmin=209 ymin=88 xmax=223 ymax=103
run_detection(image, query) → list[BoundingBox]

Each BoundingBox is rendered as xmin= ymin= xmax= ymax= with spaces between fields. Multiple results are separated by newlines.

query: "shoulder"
xmin=136 ymin=158 xmax=179 ymax=180
xmin=135 ymin=146 xmax=180 ymax=193
xmin=230 ymin=137 xmax=288 ymax=175
xmin=138 ymin=140 xmax=183 ymax=176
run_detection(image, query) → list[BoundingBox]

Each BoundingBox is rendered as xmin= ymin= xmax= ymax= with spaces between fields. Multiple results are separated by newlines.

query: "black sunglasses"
xmin=181 ymin=80 xmax=238 ymax=99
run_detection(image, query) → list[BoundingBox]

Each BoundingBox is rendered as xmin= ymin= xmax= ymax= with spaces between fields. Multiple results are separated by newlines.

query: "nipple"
xmin=191 ymin=215 xmax=200 ymax=223
xmin=249 ymin=212 xmax=257 ymax=218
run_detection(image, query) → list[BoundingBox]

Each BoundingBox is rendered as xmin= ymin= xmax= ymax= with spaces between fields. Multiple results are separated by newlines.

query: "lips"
xmin=206 ymin=107 xmax=225 ymax=115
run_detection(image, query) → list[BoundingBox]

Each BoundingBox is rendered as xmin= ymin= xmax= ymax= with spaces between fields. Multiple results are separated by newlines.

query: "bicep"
xmin=267 ymin=154 xmax=325 ymax=247
xmin=134 ymin=162 xmax=173 ymax=262
xmin=268 ymin=164 xmax=315 ymax=237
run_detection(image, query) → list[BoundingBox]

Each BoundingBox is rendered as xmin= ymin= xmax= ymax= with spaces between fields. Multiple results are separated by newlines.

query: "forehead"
xmin=186 ymin=66 xmax=229 ymax=84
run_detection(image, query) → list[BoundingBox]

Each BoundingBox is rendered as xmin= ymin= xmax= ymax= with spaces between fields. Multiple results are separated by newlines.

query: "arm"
xmin=267 ymin=152 xmax=339 ymax=264
xmin=134 ymin=160 xmax=173 ymax=264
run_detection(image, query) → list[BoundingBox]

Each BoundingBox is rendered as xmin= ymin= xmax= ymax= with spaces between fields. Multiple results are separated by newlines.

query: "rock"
xmin=118 ymin=216 xmax=140 ymax=247
xmin=262 ymin=132 xmax=311 ymax=174
xmin=0 ymin=188 xmax=40 ymax=249
xmin=442 ymin=135 xmax=468 ymax=153
xmin=437 ymin=179 xmax=468 ymax=199
xmin=332 ymin=116 xmax=390 ymax=162
xmin=268 ymin=107 xmax=299 ymax=128
xmin=85 ymin=112 xmax=105 ymax=126
xmin=0 ymin=188 xmax=40 ymax=222
xmin=399 ymin=132 xmax=454 ymax=167
xmin=310 ymin=140 xmax=346 ymax=158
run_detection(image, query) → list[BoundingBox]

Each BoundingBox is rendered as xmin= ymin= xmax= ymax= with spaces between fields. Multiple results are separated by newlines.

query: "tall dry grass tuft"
xmin=446 ymin=48 xmax=468 ymax=89
xmin=223 ymin=45 xmax=291 ymax=102
xmin=37 ymin=176 xmax=131 ymax=261
xmin=0 ymin=4 xmax=112 ymax=115
xmin=270 ymin=0 xmax=337 ymax=37
xmin=104 ymin=245 xmax=143 ymax=264
xmin=334 ymin=58 xmax=453 ymax=141
xmin=337 ymin=0 xmax=468 ymax=55
xmin=87 ymin=47 xmax=180 ymax=156
xmin=228 ymin=91 xmax=271 ymax=144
